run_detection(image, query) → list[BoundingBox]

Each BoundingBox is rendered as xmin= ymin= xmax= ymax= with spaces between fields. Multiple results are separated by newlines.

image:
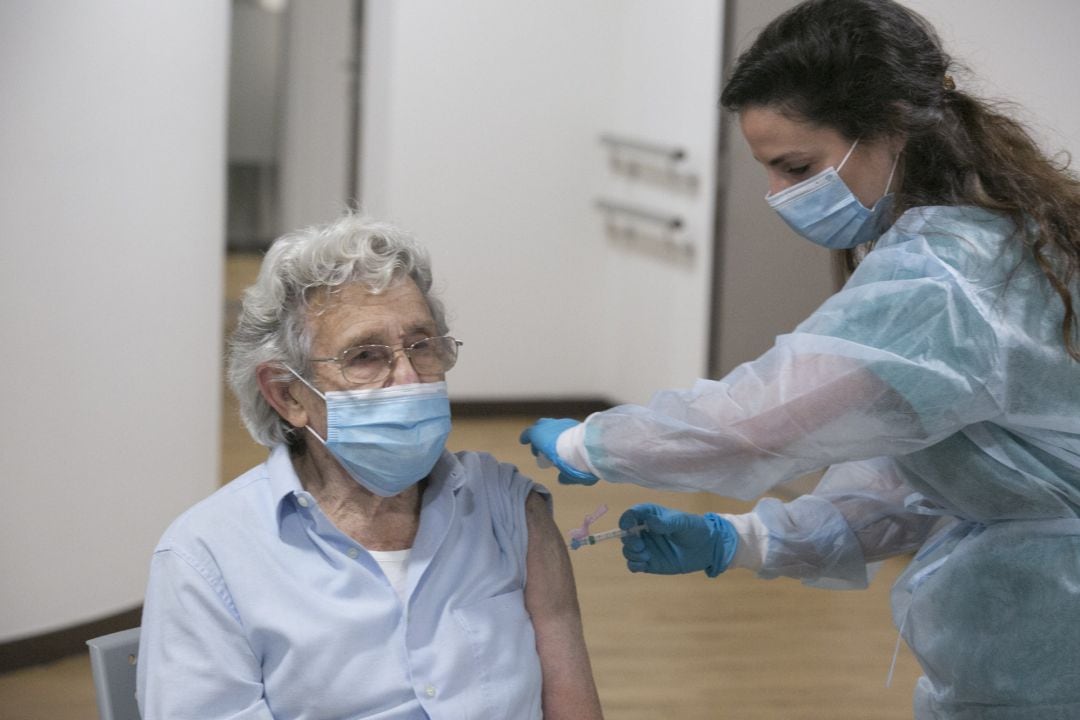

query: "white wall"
xmin=228 ymin=1 xmax=284 ymax=164
xmin=361 ymin=0 xmax=617 ymax=399
xmin=0 ymin=1 xmax=227 ymax=641
xmin=903 ymin=0 xmax=1080 ymax=157
xmin=361 ymin=0 xmax=722 ymax=404
xmin=278 ymin=0 xmax=355 ymax=232
xmin=597 ymin=2 xmax=723 ymax=403
xmin=713 ymin=0 xmax=831 ymax=376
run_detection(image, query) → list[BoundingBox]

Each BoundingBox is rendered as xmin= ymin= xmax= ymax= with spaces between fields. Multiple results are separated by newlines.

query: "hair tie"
xmin=942 ymin=74 xmax=956 ymax=92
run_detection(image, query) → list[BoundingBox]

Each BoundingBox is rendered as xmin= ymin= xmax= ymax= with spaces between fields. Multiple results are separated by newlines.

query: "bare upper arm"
xmin=524 ymin=489 xmax=604 ymax=719
xmin=524 ymin=491 xmax=574 ymax=612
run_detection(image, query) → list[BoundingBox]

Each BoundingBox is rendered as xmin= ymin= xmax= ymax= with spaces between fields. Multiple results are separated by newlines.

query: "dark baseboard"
xmin=0 ymin=605 xmax=142 ymax=674
xmin=451 ymin=397 xmax=612 ymax=418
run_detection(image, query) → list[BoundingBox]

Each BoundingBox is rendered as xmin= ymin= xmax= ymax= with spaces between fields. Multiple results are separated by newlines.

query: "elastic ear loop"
xmin=285 ymin=365 xmax=327 ymax=400
xmin=838 ymin=137 xmax=900 ymax=200
xmin=283 ymin=365 xmax=329 ymax=444
xmin=835 ymin=137 xmax=861 ymax=173
xmin=882 ymin=152 xmax=900 ymax=195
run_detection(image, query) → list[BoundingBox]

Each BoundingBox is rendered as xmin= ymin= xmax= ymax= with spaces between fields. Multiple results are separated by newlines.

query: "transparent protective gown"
xmin=582 ymin=207 xmax=1080 ymax=718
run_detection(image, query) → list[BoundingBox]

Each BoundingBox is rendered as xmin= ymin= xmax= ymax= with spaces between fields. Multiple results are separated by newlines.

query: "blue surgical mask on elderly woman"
xmin=288 ymin=371 xmax=452 ymax=496
xmin=766 ymin=138 xmax=898 ymax=249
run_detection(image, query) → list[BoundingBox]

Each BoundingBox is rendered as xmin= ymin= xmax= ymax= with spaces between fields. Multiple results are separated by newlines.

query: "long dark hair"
xmin=720 ymin=0 xmax=1080 ymax=360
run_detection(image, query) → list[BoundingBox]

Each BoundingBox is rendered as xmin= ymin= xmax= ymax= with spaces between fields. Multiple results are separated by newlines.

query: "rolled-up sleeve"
xmin=750 ymin=458 xmax=941 ymax=588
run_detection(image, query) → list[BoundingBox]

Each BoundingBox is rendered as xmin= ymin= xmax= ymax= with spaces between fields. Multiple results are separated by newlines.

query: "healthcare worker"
xmin=519 ymin=0 xmax=1080 ymax=717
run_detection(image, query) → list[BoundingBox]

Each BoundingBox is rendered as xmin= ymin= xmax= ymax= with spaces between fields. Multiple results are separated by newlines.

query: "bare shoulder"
xmin=525 ymin=487 xmax=553 ymax=516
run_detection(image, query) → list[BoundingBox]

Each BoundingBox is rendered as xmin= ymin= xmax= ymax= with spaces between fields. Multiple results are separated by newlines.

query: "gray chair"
xmin=86 ymin=627 xmax=142 ymax=720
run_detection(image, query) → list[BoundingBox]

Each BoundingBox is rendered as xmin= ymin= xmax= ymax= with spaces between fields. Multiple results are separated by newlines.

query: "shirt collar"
xmin=427 ymin=449 xmax=467 ymax=494
xmin=268 ymin=444 xmax=306 ymax=526
xmin=269 ymin=444 xmax=466 ymax=529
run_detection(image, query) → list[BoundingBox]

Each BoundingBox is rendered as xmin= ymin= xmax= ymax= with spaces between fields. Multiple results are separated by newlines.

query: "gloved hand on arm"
xmin=619 ymin=504 xmax=739 ymax=577
xmin=518 ymin=418 xmax=599 ymax=485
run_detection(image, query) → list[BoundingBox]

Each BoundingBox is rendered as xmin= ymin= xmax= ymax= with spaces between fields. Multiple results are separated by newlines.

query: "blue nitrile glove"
xmin=619 ymin=503 xmax=738 ymax=577
xmin=518 ymin=418 xmax=599 ymax=485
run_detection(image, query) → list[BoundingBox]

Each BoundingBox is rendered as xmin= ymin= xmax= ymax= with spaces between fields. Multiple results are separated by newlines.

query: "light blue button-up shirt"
xmin=137 ymin=444 xmax=547 ymax=719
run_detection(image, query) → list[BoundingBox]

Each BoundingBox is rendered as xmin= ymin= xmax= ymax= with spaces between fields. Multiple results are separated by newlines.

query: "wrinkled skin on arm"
xmin=524 ymin=491 xmax=604 ymax=719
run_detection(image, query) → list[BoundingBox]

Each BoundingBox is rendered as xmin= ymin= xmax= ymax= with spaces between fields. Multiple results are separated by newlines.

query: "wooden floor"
xmin=0 ymin=254 xmax=924 ymax=719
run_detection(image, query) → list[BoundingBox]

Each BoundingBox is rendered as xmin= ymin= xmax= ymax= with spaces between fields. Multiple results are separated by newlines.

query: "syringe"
xmin=569 ymin=524 xmax=646 ymax=550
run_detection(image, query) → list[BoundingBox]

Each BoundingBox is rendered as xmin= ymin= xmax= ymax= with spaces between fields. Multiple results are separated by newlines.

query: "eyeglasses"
xmin=309 ymin=335 xmax=462 ymax=386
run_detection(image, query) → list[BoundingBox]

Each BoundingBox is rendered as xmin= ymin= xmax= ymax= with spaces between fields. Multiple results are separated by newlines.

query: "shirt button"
xmin=346 ymin=547 xmax=360 ymax=559
xmin=424 ymin=685 xmax=436 ymax=697
xmin=296 ymin=495 xmax=310 ymax=508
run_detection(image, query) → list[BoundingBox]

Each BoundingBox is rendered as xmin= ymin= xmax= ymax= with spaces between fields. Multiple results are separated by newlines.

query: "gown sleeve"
xmin=748 ymin=457 xmax=943 ymax=588
xmin=582 ymin=229 xmax=1006 ymax=500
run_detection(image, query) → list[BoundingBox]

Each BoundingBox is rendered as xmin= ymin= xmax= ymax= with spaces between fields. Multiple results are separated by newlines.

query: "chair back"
xmin=86 ymin=627 xmax=142 ymax=720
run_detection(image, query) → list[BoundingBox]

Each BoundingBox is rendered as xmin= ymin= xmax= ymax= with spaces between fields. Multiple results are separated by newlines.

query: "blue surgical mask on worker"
xmin=287 ymin=371 xmax=452 ymax=496
xmin=765 ymin=138 xmax=898 ymax=249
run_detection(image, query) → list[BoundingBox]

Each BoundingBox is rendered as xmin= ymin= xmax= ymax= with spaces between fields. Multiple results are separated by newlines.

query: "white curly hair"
xmin=227 ymin=213 xmax=448 ymax=446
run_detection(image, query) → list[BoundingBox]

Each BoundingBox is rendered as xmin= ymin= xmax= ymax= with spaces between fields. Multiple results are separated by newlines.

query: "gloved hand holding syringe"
xmin=566 ymin=504 xmax=644 ymax=550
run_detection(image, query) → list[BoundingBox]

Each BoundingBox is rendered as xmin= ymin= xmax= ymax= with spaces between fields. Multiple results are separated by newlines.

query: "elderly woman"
xmin=136 ymin=214 xmax=603 ymax=719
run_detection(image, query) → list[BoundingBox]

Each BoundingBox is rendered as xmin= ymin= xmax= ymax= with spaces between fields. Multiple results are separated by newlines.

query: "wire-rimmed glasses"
xmin=309 ymin=335 xmax=462 ymax=386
